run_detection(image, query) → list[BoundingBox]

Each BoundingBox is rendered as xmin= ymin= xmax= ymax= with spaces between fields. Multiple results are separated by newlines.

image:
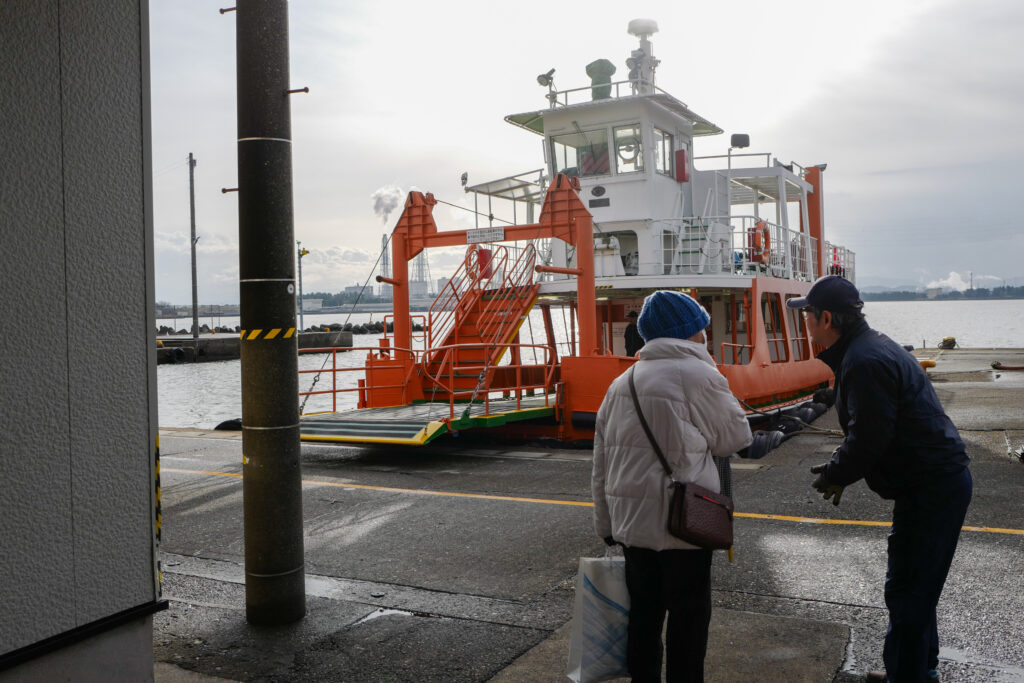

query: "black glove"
xmin=810 ymin=463 xmax=844 ymax=506
xmin=603 ymin=536 xmax=616 ymax=547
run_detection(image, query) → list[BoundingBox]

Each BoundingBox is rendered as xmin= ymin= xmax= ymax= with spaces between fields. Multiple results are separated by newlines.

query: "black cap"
xmin=785 ymin=275 xmax=863 ymax=313
xmin=627 ymin=310 xmax=639 ymax=318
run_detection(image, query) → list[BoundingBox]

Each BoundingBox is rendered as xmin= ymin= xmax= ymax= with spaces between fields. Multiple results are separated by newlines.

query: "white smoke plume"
xmin=926 ymin=271 xmax=1002 ymax=292
xmin=371 ymin=185 xmax=405 ymax=224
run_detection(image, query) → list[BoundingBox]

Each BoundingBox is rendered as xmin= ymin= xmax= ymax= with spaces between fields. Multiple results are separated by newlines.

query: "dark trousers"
xmin=623 ymin=546 xmax=713 ymax=683
xmin=883 ymin=468 xmax=972 ymax=682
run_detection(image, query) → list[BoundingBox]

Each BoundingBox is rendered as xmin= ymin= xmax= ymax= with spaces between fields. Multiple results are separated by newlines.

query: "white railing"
xmin=669 ymin=215 xmax=819 ymax=281
xmin=693 ymin=152 xmax=774 ymax=170
xmin=544 ymin=79 xmax=680 ymax=108
xmin=824 ymin=242 xmax=856 ymax=282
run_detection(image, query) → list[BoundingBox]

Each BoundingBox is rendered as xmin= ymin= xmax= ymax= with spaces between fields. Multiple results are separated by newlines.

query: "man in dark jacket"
xmin=624 ymin=310 xmax=644 ymax=356
xmin=787 ymin=275 xmax=972 ymax=683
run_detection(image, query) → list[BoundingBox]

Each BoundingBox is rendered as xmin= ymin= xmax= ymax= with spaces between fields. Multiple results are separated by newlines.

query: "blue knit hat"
xmin=637 ymin=291 xmax=710 ymax=342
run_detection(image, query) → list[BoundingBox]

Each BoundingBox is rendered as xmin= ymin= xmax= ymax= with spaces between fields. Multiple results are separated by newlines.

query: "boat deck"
xmin=300 ymin=394 xmax=556 ymax=446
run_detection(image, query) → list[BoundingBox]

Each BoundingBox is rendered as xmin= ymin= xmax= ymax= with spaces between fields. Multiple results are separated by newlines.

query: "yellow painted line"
xmin=284 ymin=327 xmax=295 ymax=338
xmin=265 ymin=328 xmax=281 ymax=339
xmin=736 ymin=512 xmax=890 ymax=527
xmin=247 ymin=329 xmax=262 ymax=340
xmin=168 ymin=468 xmax=242 ymax=479
xmin=161 ymin=467 xmax=1024 ymax=536
xmin=962 ymin=525 xmax=1024 ymax=535
xmin=240 ymin=330 xmax=246 ymax=339
xmin=163 ymin=467 xmax=590 ymax=506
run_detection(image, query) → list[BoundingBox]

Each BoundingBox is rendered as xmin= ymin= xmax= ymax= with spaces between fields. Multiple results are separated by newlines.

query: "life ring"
xmin=616 ymin=137 xmax=641 ymax=164
xmin=750 ymin=221 xmax=771 ymax=265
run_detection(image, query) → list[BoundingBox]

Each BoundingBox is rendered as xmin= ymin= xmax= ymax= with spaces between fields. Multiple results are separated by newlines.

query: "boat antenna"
xmin=626 ymin=19 xmax=660 ymax=95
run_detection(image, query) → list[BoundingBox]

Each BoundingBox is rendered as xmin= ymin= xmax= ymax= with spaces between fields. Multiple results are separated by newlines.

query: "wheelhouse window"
xmin=722 ymin=295 xmax=751 ymax=365
xmin=613 ymin=124 xmax=644 ymax=174
xmin=654 ymin=128 xmax=673 ymax=176
xmin=761 ymin=293 xmax=789 ymax=363
xmin=550 ymin=129 xmax=610 ymax=177
xmin=784 ymin=294 xmax=811 ymax=360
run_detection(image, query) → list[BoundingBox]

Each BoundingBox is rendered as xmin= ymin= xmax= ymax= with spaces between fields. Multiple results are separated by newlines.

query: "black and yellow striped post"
xmin=236 ymin=0 xmax=305 ymax=625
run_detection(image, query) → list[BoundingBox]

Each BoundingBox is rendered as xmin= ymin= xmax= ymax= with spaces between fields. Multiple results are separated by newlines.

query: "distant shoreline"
xmin=863 ymin=295 xmax=1024 ymax=302
xmin=156 ymin=302 xmax=434 ymax=318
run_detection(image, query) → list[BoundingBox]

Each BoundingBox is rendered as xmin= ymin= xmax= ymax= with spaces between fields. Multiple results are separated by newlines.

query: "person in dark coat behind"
xmin=787 ymin=275 xmax=972 ymax=683
xmin=624 ymin=310 xmax=644 ymax=356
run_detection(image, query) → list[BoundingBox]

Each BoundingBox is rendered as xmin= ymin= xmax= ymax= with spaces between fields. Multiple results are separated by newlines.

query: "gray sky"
xmin=150 ymin=0 xmax=1024 ymax=304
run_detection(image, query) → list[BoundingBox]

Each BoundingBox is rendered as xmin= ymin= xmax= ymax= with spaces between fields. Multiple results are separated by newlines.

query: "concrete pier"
xmin=153 ymin=348 xmax=1024 ymax=682
xmin=156 ymin=330 xmax=353 ymax=364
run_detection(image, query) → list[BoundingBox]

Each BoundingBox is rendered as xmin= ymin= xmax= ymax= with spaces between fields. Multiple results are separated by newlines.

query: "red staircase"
xmin=421 ymin=244 xmax=539 ymax=399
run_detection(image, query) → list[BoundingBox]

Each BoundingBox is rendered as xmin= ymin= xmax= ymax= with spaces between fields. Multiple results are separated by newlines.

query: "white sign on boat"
xmin=466 ymin=227 xmax=504 ymax=244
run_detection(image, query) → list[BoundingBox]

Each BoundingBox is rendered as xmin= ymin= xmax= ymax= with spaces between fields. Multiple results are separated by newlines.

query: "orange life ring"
xmin=751 ymin=221 xmax=771 ymax=265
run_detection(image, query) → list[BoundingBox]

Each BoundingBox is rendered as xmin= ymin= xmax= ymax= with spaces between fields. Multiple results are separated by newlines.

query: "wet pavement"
xmin=154 ymin=348 xmax=1024 ymax=682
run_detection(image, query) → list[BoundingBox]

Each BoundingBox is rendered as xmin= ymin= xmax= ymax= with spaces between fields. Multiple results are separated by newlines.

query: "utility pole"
xmin=235 ymin=0 xmax=305 ymax=625
xmin=189 ymin=152 xmax=199 ymax=347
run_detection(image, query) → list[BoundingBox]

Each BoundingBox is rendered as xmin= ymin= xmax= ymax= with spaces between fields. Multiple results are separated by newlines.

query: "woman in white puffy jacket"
xmin=592 ymin=290 xmax=752 ymax=683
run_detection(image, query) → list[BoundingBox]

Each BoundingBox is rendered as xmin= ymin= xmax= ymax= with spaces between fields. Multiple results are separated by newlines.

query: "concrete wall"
xmin=0 ymin=0 xmax=158 ymax=675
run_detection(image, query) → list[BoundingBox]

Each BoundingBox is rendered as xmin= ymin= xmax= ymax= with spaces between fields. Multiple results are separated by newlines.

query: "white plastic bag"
xmin=566 ymin=555 xmax=630 ymax=682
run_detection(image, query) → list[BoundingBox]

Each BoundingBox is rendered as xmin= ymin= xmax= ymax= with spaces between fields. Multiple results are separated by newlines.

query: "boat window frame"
xmin=721 ymin=293 xmax=752 ymax=366
xmin=760 ymin=292 xmax=789 ymax=363
xmin=548 ymin=127 xmax=612 ymax=179
xmin=784 ymin=294 xmax=811 ymax=361
xmin=613 ymin=124 xmax=645 ymax=174
xmin=653 ymin=127 xmax=674 ymax=176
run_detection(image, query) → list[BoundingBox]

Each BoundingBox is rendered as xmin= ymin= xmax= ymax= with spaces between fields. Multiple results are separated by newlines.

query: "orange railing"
xmin=299 ymin=341 xmax=557 ymax=422
xmin=383 ymin=313 xmax=426 ymax=347
xmin=720 ymin=342 xmax=753 ymax=366
xmin=473 ymin=244 xmax=536 ymax=348
xmin=419 ymin=341 xmax=556 ymax=416
xmin=299 ymin=346 xmax=418 ymax=414
xmin=426 ymin=246 xmax=503 ymax=349
xmin=422 ymin=244 xmax=537 ymax=374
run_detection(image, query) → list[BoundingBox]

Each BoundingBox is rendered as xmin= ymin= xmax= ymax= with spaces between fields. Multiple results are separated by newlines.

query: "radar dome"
xmin=627 ymin=19 xmax=659 ymax=37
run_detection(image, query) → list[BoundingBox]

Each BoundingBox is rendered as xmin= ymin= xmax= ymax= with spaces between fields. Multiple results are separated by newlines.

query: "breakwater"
xmin=157 ymin=329 xmax=354 ymax=364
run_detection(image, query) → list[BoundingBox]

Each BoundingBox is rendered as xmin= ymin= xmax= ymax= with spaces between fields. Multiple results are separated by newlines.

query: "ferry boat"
xmin=298 ymin=19 xmax=855 ymax=446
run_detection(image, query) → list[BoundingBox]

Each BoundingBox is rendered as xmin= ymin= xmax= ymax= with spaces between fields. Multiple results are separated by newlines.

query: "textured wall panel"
xmin=59 ymin=0 xmax=157 ymax=623
xmin=0 ymin=0 xmax=76 ymax=653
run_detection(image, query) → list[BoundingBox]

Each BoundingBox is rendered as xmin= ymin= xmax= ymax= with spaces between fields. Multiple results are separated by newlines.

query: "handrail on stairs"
xmin=426 ymin=245 xmax=508 ymax=349
xmin=418 ymin=341 xmax=557 ymax=419
xmin=472 ymin=244 xmax=537 ymax=357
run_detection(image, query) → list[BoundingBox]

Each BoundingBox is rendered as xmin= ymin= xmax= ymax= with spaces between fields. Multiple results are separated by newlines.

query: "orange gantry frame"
xmin=384 ymin=173 xmax=598 ymax=357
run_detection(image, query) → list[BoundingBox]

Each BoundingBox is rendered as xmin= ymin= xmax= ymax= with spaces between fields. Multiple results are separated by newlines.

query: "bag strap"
xmin=627 ymin=367 xmax=675 ymax=481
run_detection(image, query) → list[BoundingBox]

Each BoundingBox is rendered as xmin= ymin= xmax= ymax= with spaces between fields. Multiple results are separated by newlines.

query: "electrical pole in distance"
xmin=235 ymin=0 xmax=306 ymax=625
xmin=189 ymin=152 xmax=199 ymax=348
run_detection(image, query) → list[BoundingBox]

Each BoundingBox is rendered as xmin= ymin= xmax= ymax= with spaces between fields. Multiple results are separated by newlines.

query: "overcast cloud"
xmin=149 ymin=0 xmax=1024 ymax=303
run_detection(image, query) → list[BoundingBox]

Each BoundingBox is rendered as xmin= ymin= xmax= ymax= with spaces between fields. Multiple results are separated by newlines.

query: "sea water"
xmin=156 ymin=299 xmax=1024 ymax=428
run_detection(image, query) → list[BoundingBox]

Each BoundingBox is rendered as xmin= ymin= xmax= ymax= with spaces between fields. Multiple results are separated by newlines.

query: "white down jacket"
xmin=592 ymin=337 xmax=753 ymax=550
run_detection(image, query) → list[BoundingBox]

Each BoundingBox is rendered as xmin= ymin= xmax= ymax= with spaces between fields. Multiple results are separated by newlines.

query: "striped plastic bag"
xmin=566 ymin=555 xmax=630 ymax=682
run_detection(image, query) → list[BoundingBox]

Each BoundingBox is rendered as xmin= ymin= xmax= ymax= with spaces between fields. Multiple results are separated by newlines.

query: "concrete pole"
xmin=235 ymin=0 xmax=305 ymax=625
xmin=189 ymin=153 xmax=199 ymax=345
